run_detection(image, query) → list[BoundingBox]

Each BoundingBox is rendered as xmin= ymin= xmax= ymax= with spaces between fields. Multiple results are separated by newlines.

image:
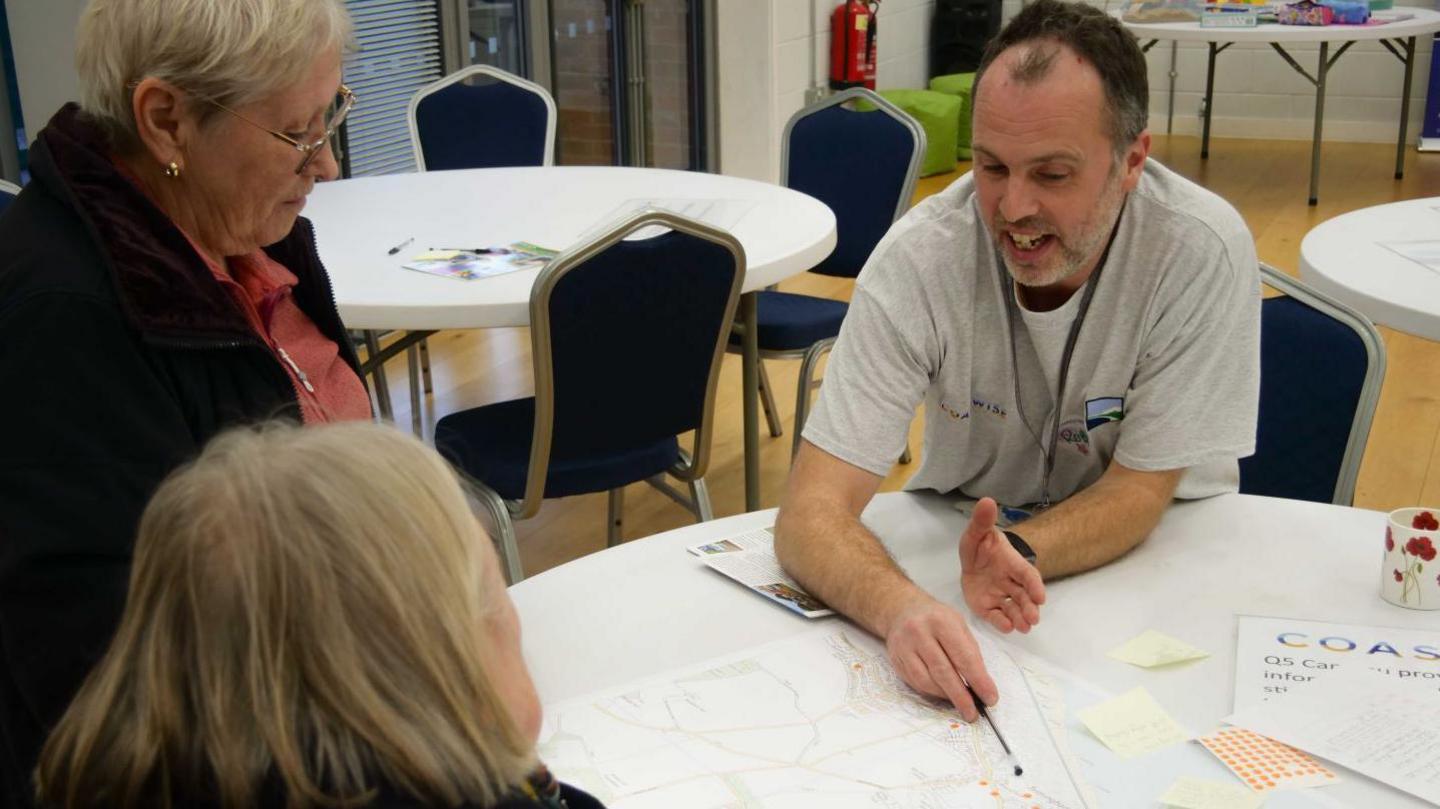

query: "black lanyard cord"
xmin=998 ymin=199 xmax=1126 ymax=509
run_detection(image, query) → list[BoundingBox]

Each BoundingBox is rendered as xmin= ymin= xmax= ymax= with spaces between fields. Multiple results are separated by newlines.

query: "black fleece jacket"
xmin=0 ymin=104 xmax=360 ymax=807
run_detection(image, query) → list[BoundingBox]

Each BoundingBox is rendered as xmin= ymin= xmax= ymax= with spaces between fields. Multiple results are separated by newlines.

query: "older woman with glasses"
xmin=0 ymin=1 xmax=371 ymax=803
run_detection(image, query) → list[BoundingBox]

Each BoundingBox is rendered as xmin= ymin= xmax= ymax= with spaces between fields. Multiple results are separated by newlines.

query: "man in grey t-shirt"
xmin=773 ymin=0 xmax=1260 ymax=721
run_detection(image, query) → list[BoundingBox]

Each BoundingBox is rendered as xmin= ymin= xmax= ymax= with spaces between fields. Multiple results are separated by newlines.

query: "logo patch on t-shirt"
xmin=1085 ymin=397 xmax=1124 ymax=430
xmin=1059 ymin=419 xmax=1091 ymax=455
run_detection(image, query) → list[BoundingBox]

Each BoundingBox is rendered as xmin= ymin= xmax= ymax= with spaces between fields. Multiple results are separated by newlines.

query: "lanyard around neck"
xmin=999 ymin=207 xmax=1123 ymax=509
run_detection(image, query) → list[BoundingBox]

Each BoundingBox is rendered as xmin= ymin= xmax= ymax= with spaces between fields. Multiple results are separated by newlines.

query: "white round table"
xmin=1299 ymin=196 xmax=1440 ymax=341
xmin=513 ymin=491 xmax=1434 ymax=807
xmin=1120 ymin=9 xmax=1440 ymax=205
xmin=305 ymin=166 xmax=836 ymax=331
xmin=304 ymin=166 xmax=838 ymax=510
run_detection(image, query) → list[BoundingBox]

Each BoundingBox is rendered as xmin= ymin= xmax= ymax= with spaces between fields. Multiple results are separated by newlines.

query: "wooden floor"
xmin=377 ymin=135 xmax=1440 ymax=578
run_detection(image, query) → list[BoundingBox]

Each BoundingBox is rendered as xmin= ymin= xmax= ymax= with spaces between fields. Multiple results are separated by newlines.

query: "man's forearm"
xmin=1014 ymin=463 xmax=1182 ymax=580
xmin=775 ymin=501 xmax=927 ymax=637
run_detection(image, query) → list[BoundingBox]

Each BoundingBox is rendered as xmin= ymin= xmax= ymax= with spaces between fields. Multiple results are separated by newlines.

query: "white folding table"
xmin=514 ymin=490 xmax=1434 ymax=806
xmin=1299 ymin=195 xmax=1440 ymax=341
xmin=1121 ymin=10 xmax=1440 ymax=204
xmin=304 ymin=166 xmax=838 ymax=511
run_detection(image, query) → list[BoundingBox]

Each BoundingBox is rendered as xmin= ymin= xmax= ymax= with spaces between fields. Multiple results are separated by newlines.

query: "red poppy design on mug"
xmin=1394 ymin=569 xmax=1404 ymax=583
xmin=1386 ymin=527 xmax=1394 ymax=552
xmin=1412 ymin=511 xmax=1439 ymax=531
xmin=1405 ymin=536 xmax=1437 ymax=562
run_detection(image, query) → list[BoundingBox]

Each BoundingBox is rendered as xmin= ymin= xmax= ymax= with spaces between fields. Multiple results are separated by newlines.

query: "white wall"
xmin=718 ymin=1 xmax=778 ymax=182
xmin=5 ymin=0 xmax=86 ymax=143
xmin=720 ymin=0 xmax=937 ymax=182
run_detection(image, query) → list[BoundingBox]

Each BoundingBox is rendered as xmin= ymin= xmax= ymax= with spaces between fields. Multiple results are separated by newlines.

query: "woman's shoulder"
xmin=0 ymin=181 xmax=115 ymax=311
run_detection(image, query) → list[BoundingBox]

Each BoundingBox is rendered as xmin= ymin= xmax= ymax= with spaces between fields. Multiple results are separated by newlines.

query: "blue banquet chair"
xmin=407 ymin=64 xmax=556 ymax=170
xmin=381 ymin=66 xmax=557 ymax=428
xmin=730 ymin=87 xmax=925 ymax=459
xmin=435 ymin=211 xmax=746 ymax=583
xmin=1238 ymin=264 xmax=1386 ymax=506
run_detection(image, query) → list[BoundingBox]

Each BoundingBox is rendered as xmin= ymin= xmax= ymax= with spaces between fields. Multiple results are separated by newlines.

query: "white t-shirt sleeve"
xmin=801 ymin=273 xmax=936 ymax=478
xmin=1114 ymin=232 xmax=1261 ymax=472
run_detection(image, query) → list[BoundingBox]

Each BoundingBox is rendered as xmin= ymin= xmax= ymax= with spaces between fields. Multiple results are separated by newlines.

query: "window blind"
xmin=342 ymin=0 xmax=445 ymax=176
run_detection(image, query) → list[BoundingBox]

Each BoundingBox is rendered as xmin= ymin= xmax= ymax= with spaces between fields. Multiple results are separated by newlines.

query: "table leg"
xmin=1308 ymin=42 xmax=1330 ymax=206
xmin=405 ymin=342 xmax=422 ymax=437
xmin=1395 ymin=36 xmax=1417 ymax=180
xmin=1168 ymin=42 xmax=1178 ymax=136
xmin=363 ymin=330 xmax=394 ymax=420
xmin=741 ymin=292 xmax=760 ymax=512
xmin=1202 ymin=42 xmax=1218 ymax=159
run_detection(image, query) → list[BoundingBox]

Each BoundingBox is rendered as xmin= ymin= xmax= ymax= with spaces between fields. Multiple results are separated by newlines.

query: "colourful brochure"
xmin=688 ymin=526 xmax=833 ymax=618
xmin=403 ymin=241 xmax=558 ymax=280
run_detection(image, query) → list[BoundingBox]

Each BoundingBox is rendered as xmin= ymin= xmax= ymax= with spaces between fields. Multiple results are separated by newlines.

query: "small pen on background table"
xmin=965 ymin=682 xmax=1024 ymax=777
xmin=386 ymin=236 xmax=414 ymax=255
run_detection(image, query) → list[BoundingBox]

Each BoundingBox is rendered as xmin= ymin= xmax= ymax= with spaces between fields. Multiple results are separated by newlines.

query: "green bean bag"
xmin=928 ymin=72 xmax=976 ymax=160
xmin=857 ymin=89 xmax=959 ymax=177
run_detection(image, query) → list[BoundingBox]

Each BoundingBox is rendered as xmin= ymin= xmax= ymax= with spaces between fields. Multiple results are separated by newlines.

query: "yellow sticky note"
xmin=412 ymin=250 xmax=462 ymax=261
xmin=1160 ymin=776 xmax=1265 ymax=809
xmin=1077 ymin=687 xmax=1190 ymax=759
xmin=1108 ymin=629 xmax=1210 ymax=668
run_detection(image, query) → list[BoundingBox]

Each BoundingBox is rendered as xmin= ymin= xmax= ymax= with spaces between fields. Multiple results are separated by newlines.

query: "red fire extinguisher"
xmin=830 ymin=1 xmax=879 ymax=91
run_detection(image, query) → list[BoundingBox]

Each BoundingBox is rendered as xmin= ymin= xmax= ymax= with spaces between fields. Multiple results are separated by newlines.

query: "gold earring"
xmin=164 ymin=161 xmax=181 ymax=179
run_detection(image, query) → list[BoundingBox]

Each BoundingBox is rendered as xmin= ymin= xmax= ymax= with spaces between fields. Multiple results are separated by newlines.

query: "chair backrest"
xmin=407 ymin=65 xmax=557 ymax=171
xmin=0 ymin=179 xmax=20 ymax=215
xmin=516 ymin=211 xmax=745 ymax=518
xmin=781 ymin=87 xmax=925 ymax=278
xmin=1238 ymin=264 xmax=1385 ymax=506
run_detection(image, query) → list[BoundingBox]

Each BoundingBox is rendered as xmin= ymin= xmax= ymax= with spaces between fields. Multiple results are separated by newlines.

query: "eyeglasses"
xmin=207 ymin=85 xmax=356 ymax=174
xmin=127 ymin=82 xmax=356 ymax=174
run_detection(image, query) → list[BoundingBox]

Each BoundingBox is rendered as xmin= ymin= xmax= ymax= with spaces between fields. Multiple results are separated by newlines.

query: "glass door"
xmin=625 ymin=0 xmax=704 ymax=169
xmin=461 ymin=1 xmax=528 ymax=77
xmin=547 ymin=0 xmax=621 ymax=165
xmin=452 ymin=0 xmax=709 ymax=169
xmin=545 ymin=0 xmax=708 ymax=169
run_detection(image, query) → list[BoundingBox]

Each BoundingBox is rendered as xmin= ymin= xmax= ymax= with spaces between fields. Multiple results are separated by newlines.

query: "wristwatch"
xmin=1003 ymin=530 xmax=1038 ymax=565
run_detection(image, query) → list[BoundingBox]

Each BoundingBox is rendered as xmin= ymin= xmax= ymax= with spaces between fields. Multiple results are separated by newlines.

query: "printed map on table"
xmin=537 ymin=627 xmax=1092 ymax=808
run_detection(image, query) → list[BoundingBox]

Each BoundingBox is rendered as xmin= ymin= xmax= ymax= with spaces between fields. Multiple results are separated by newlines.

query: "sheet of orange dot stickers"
xmin=1197 ymin=727 xmax=1338 ymax=792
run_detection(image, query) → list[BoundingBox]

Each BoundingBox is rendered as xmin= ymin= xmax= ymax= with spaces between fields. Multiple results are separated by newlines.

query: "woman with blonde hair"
xmin=35 ymin=421 xmax=603 ymax=809
xmin=0 ymin=2 xmax=371 ymax=799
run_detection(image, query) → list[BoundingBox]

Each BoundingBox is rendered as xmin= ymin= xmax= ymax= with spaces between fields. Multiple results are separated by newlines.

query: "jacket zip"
xmin=147 ymin=333 xmax=308 ymax=413
xmin=301 ymin=218 xmax=368 ymax=394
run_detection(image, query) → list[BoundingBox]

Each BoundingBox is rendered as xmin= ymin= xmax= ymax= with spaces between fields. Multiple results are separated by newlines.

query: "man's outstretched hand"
xmin=959 ymin=497 xmax=1046 ymax=633
xmin=884 ymin=593 xmax=998 ymax=721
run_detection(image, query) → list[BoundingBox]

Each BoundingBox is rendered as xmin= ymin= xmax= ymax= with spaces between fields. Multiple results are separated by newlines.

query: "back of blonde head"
xmin=75 ymin=0 xmax=353 ymax=147
xmin=35 ymin=422 xmax=534 ymax=809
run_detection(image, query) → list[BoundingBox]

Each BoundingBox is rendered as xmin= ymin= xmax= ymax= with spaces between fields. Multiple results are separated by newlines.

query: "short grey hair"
xmin=973 ymin=0 xmax=1149 ymax=157
xmin=76 ymin=0 xmax=354 ymax=148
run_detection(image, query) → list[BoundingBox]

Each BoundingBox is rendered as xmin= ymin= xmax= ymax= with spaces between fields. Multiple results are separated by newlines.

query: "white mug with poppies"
xmin=1382 ymin=507 xmax=1440 ymax=610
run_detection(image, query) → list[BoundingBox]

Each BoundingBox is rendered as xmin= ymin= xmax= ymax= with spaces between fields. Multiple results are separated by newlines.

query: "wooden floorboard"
xmin=377 ymin=135 xmax=1440 ymax=578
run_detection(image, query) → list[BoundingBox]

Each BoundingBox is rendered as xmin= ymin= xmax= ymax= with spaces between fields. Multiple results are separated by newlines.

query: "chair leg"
xmin=474 ymin=485 xmax=524 ymax=584
xmin=405 ymin=343 xmax=422 ymax=437
xmin=757 ymin=359 xmax=783 ymax=438
xmin=792 ymin=338 xmax=835 ymax=460
xmin=607 ymin=487 xmax=625 ymax=547
xmin=419 ymin=337 xmax=434 ymax=394
xmin=689 ymin=477 xmax=714 ymax=522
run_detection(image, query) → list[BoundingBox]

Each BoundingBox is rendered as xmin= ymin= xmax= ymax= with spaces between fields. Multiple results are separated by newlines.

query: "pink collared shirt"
xmin=199 ymin=247 xmax=372 ymax=424
xmin=108 ymin=156 xmax=370 ymax=424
